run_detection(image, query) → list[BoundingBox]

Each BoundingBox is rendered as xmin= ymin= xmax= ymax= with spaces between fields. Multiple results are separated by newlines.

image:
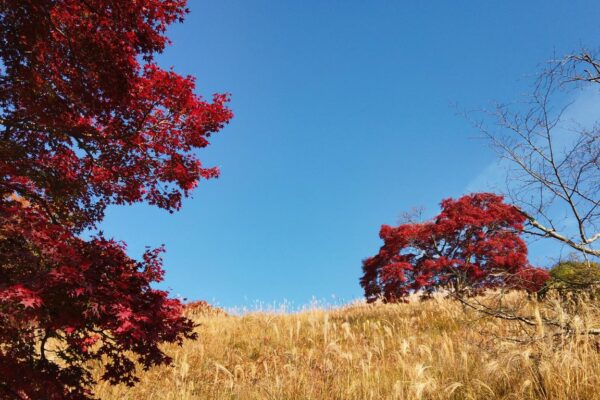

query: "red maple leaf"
xmin=20 ymin=296 xmax=42 ymax=309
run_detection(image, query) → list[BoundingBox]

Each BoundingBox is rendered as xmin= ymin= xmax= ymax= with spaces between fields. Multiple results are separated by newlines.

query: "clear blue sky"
xmin=100 ymin=1 xmax=600 ymax=308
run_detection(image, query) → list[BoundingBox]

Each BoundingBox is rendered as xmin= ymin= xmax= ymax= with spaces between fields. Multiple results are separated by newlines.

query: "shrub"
xmin=540 ymin=260 xmax=600 ymax=301
xmin=186 ymin=300 xmax=228 ymax=317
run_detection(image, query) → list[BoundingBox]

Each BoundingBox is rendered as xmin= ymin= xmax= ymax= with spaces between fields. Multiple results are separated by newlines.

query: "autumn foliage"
xmin=0 ymin=0 xmax=232 ymax=398
xmin=360 ymin=193 xmax=550 ymax=302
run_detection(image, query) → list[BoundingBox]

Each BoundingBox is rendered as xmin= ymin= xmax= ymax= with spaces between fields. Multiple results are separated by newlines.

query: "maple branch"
xmin=0 ymin=182 xmax=59 ymax=225
xmin=40 ymin=329 xmax=50 ymax=363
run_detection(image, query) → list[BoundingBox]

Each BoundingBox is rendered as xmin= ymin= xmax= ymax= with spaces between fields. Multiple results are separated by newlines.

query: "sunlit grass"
xmin=94 ymin=293 xmax=600 ymax=399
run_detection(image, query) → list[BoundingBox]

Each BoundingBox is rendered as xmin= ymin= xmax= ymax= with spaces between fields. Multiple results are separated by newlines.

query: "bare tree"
xmin=474 ymin=51 xmax=600 ymax=258
xmin=447 ymin=52 xmax=600 ymax=344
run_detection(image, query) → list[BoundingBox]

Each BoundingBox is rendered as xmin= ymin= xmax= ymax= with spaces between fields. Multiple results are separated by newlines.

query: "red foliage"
xmin=0 ymin=0 xmax=232 ymax=398
xmin=360 ymin=193 xmax=549 ymax=302
xmin=508 ymin=266 xmax=551 ymax=294
xmin=0 ymin=0 xmax=232 ymax=231
xmin=0 ymin=205 xmax=196 ymax=398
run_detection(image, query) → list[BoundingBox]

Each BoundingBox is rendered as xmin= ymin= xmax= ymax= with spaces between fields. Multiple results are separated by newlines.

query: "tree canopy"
xmin=361 ymin=193 xmax=549 ymax=302
xmin=0 ymin=1 xmax=232 ymax=398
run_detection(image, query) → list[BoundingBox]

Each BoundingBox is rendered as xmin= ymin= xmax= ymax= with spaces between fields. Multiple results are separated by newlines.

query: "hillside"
xmin=93 ymin=294 xmax=600 ymax=400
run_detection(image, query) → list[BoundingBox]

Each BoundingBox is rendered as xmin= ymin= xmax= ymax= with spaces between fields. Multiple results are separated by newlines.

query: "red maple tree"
xmin=0 ymin=1 xmax=232 ymax=398
xmin=360 ymin=193 xmax=550 ymax=302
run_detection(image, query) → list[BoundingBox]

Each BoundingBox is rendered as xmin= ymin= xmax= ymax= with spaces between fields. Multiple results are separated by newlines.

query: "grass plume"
xmin=94 ymin=293 xmax=600 ymax=399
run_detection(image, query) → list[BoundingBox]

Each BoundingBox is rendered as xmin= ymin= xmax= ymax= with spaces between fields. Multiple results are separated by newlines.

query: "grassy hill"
xmin=93 ymin=294 xmax=600 ymax=400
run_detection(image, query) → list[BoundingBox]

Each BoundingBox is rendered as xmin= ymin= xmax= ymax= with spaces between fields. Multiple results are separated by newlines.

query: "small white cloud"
xmin=465 ymin=158 xmax=508 ymax=194
xmin=464 ymin=86 xmax=600 ymax=264
xmin=466 ymin=86 xmax=600 ymax=194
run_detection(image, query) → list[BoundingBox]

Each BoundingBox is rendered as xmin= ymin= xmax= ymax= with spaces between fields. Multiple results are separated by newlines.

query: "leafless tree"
xmin=449 ymin=53 xmax=600 ymax=344
xmin=474 ymin=51 xmax=600 ymax=259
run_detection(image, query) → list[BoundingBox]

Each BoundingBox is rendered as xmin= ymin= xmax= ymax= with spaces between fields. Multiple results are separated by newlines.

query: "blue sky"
xmin=100 ymin=1 xmax=600 ymax=308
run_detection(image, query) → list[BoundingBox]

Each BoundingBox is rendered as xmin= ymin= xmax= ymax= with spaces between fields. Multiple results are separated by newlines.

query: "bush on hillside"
xmin=185 ymin=300 xmax=228 ymax=317
xmin=538 ymin=260 xmax=600 ymax=301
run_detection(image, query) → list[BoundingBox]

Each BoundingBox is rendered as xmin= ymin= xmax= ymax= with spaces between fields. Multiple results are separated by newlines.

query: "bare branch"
xmin=471 ymin=50 xmax=600 ymax=259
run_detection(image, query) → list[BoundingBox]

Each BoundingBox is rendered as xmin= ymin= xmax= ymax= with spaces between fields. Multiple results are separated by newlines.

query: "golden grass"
xmin=93 ymin=293 xmax=600 ymax=399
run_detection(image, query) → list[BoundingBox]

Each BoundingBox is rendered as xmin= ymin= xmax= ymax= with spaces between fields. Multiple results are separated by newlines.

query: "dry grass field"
xmin=93 ymin=293 xmax=600 ymax=400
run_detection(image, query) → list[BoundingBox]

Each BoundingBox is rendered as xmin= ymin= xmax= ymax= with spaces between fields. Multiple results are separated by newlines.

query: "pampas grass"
xmin=93 ymin=293 xmax=600 ymax=399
